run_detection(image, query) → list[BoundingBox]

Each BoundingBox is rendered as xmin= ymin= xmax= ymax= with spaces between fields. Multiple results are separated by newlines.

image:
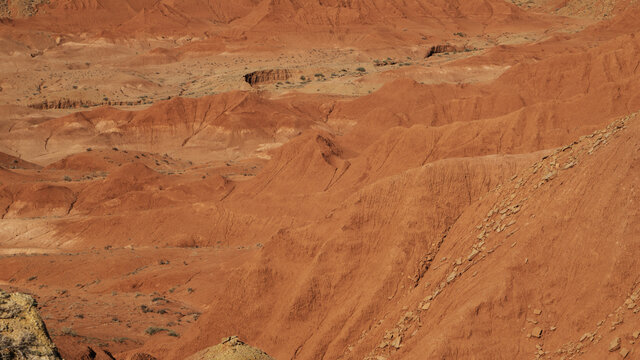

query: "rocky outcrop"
xmin=243 ymin=69 xmax=291 ymax=86
xmin=425 ymin=44 xmax=458 ymax=58
xmin=28 ymin=98 xmax=148 ymax=109
xmin=0 ymin=290 xmax=61 ymax=360
xmin=0 ymin=0 xmax=48 ymax=18
xmin=28 ymin=98 xmax=97 ymax=110
xmin=185 ymin=336 xmax=274 ymax=360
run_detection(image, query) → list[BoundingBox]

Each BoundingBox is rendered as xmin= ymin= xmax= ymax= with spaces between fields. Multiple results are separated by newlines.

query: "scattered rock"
xmin=446 ymin=271 xmax=456 ymax=283
xmin=619 ymin=347 xmax=630 ymax=358
xmin=531 ymin=327 xmax=543 ymax=338
xmin=390 ymin=335 xmax=402 ymax=349
xmin=609 ymin=337 xmax=621 ymax=352
xmin=533 ymin=309 xmax=542 ymax=315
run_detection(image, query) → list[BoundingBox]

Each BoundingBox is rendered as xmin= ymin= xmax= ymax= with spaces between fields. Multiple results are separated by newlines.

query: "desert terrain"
xmin=0 ymin=0 xmax=639 ymax=359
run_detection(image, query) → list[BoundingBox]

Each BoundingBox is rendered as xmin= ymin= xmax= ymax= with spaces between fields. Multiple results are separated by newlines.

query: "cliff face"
xmin=0 ymin=290 xmax=61 ymax=360
xmin=425 ymin=44 xmax=458 ymax=57
xmin=243 ymin=69 xmax=292 ymax=86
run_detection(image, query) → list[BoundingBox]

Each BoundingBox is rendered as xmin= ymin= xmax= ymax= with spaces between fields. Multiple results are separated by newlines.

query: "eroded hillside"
xmin=0 ymin=0 xmax=639 ymax=359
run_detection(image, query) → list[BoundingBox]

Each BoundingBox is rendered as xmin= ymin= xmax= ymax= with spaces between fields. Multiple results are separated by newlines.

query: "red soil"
xmin=0 ymin=1 xmax=639 ymax=359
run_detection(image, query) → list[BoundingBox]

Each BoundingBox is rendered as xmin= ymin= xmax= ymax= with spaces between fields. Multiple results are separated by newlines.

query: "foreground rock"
xmin=0 ymin=289 xmax=61 ymax=360
xmin=186 ymin=336 xmax=274 ymax=360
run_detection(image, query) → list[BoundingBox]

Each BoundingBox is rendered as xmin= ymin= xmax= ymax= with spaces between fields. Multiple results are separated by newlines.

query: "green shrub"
xmin=145 ymin=327 xmax=166 ymax=336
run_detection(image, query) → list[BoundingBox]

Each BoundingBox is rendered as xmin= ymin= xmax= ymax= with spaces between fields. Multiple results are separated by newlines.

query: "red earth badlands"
xmin=0 ymin=0 xmax=639 ymax=359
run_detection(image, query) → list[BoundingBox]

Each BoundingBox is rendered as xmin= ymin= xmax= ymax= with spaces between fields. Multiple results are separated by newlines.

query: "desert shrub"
xmin=61 ymin=327 xmax=78 ymax=337
xmin=145 ymin=327 xmax=167 ymax=336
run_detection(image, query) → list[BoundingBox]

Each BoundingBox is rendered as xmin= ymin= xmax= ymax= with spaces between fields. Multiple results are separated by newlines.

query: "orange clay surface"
xmin=0 ymin=0 xmax=639 ymax=359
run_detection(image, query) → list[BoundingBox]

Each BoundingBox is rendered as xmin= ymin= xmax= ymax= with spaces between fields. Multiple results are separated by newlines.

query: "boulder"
xmin=0 ymin=289 xmax=61 ymax=359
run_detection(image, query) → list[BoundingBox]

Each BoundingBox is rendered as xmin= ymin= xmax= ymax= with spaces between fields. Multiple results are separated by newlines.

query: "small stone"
xmin=619 ymin=348 xmax=629 ymax=358
xmin=609 ymin=337 xmax=621 ymax=352
xmin=390 ymin=335 xmax=402 ymax=349
xmin=446 ymin=272 xmax=456 ymax=283
xmin=580 ymin=333 xmax=590 ymax=342
xmin=632 ymin=331 xmax=640 ymax=339
xmin=531 ymin=327 xmax=543 ymax=338
xmin=467 ymin=249 xmax=479 ymax=261
xmin=533 ymin=309 xmax=542 ymax=315
xmin=420 ymin=302 xmax=431 ymax=311
xmin=549 ymin=326 xmax=556 ymax=331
